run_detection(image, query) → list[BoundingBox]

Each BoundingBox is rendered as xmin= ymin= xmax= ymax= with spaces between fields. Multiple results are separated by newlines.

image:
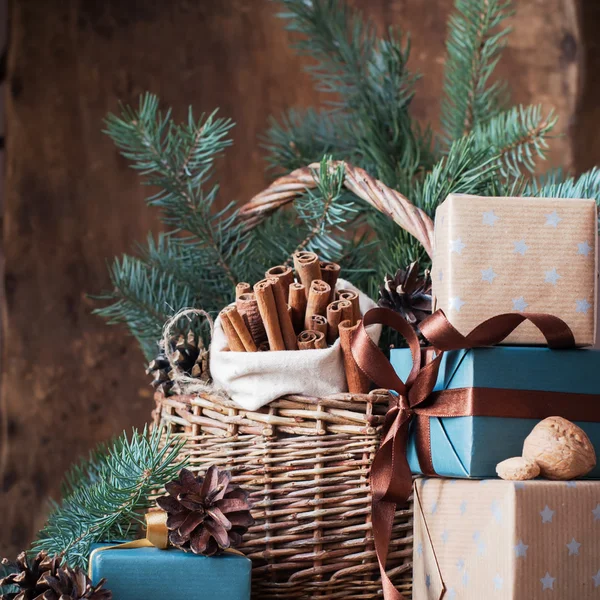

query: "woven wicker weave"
xmin=153 ymin=162 xmax=422 ymax=598
xmin=154 ymin=390 xmax=413 ymax=599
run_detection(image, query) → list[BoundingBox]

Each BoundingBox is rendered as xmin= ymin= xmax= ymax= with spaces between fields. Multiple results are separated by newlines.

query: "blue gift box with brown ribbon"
xmin=390 ymin=346 xmax=600 ymax=478
xmin=89 ymin=543 xmax=252 ymax=600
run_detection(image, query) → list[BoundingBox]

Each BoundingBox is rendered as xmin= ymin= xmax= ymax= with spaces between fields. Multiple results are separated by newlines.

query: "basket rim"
xmin=155 ymin=389 xmax=391 ymax=408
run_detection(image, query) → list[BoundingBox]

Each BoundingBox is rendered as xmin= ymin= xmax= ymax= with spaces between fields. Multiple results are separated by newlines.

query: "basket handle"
xmin=238 ymin=160 xmax=435 ymax=259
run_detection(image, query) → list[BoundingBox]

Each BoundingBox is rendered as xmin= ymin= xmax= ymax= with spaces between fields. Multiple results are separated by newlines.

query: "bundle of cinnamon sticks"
xmin=218 ymin=251 xmax=370 ymax=393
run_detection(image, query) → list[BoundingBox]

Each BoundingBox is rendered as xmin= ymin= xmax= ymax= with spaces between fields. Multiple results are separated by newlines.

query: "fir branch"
xmin=94 ymin=255 xmax=198 ymax=359
xmin=276 ymin=0 xmax=422 ymax=187
xmin=291 ymin=158 xmax=359 ymax=259
xmin=472 ymin=105 xmax=556 ymax=177
xmin=242 ymin=210 xmax=310 ymax=281
xmin=33 ymin=427 xmax=185 ymax=569
xmin=104 ymin=93 xmax=239 ymax=288
xmin=278 ymin=0 xmax=378 ymax=99
xmin=441 ymin=0 xmax=513 ymax=144
xmin=263 ymin=108 xmax=357 ymax=172
xmin=104 ymin=94 xmax=232 ymax=205
xmin=524 ymin=167 xmax=600 ymax=203
xmin=365 ymin=209 xmax=429 ymax=290
xmin=336 ymin=233 xmax=379 ymax=289
xmin=98 ymin=95 xmax=257 ymax=354
xmin=415 ymin=136 xmax=499 ymax=214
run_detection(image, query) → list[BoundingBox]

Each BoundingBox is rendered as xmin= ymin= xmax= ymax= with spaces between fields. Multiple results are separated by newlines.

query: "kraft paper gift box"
xmin=413 ymin=478 xmax=600 ymax=599
xmin=391 ymin=346 xmax=600 ymax=478
xmin=89 ymin=543 xmax=252 ymax=600
xmin=432 ymin=194 xmax=598 ymax=346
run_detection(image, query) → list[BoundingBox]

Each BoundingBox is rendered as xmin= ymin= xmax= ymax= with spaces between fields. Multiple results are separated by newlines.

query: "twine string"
xmin=160 ymin=307 xmax=228 ymax=399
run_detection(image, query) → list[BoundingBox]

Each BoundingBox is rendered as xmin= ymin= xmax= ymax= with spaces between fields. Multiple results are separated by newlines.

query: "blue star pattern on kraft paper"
xmin=412 ymin=479 xmax=600 ymax=599
xmin=432 ymin=194 xmax=597 ymax=346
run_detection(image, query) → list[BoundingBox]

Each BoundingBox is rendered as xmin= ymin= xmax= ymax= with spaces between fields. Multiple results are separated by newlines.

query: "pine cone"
xmin=378 ymin=261 xmax=432 ymax=325
xmin=146 ymin=330 xmax=209 ymax=396
xmin=40 ymin=566 xmax=111 ymax=600
xmin=157 ymin=467 xmax=254 ymax=556
xmin=0 ymin=551 xmax=61 ymax=600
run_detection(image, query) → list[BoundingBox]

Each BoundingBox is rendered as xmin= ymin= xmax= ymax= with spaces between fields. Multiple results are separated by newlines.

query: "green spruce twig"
xmin=441 ymin=0 xmax=513 ymax=142
xmin=474 ymin=105 xmax=557 ymax=178
xmin=33 ymin=427 xmax=186 ymax=569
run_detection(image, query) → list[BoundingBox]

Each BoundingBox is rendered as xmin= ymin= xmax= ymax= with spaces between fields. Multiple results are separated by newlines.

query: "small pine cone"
xmin=147 ymin=331 xmax=210 ymax=395
xmin=0 ymin=551 xmax=61 ymax=600
xmin=157 ymin=467 xmax=254 ymax=556
xmin=378 ymin=261 xmax=432 ymax=326
xmin=190 ymin=348 xmax=209 ymax=382
xmin=146 ymin=351 xmax=173 ymax=395
xmin=40 ymin=566 xmax=112 ymax=600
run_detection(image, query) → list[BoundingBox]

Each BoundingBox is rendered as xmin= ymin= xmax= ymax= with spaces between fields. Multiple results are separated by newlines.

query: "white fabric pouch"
xmin=210 ymin=279 xmax=381 ymax=410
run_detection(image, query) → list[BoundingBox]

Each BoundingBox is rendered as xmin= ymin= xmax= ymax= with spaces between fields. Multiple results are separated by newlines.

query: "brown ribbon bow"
xmin=351 ymin=307 xmax=577 ymax=600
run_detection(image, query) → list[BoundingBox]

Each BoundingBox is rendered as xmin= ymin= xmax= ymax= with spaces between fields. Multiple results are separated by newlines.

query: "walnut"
xmin=496 ymin=457 xmax=540 ymax=481
xmin=522 ymin=416 xmax=596 ymax=480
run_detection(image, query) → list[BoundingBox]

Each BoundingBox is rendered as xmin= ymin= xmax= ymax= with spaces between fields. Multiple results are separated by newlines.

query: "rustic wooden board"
xmin=1 ymin=0 xmax=582 ymax=557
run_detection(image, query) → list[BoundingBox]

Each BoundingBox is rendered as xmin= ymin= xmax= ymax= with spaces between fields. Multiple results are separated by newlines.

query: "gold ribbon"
xmin=144 ymin=509 xmax=170 ymax=549
xmin=89 ymin=508 xmax=244 ymax=579
xmin=88 ymin=510 xmax=169 ymax=578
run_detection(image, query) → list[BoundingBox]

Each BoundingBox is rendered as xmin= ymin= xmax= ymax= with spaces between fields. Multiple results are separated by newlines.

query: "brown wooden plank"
xmin=1 ymin=0 xmax=581 ymax=558
xmin=573 ymin=0 xmax=599 ymax=173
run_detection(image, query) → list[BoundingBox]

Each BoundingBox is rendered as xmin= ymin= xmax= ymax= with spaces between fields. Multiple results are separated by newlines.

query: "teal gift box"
xmin=89 ymin=544 xmax=252 ymax=600
xmin=391 ymin=346 xmax=600 ymax=478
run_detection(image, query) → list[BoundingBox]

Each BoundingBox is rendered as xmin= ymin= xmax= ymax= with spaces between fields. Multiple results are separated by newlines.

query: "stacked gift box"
xmin=90 ymin=544 xmax=251 ymax=600
xmin=86 ymin=193 xmax=600 ymax=600
xmin=393 ymin=194 xmax=600 ymax=599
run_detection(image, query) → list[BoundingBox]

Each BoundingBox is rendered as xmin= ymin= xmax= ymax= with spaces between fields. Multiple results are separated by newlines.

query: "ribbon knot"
xmin=395 ymin=393 xmax=411 ymax=414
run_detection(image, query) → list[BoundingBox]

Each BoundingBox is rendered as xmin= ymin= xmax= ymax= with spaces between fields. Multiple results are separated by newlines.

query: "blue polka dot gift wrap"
xmin=432 ymin=194 xmax=597 ymax=346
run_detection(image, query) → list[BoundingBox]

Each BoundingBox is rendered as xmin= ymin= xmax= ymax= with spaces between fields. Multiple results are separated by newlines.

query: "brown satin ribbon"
xmin=350 ymin=307 xmax=583 ymax=600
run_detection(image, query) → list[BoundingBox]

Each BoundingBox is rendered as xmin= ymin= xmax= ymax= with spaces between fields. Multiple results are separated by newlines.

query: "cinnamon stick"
xmin=219 ymin=309 xmax=246 ymax=352
xmin=236 ymin=292 xmax=267 ymax=346
xmin=320 ymin=261 xmax=341 ymax=302
xmin=236 ymin=282 xmax=252 ymax=299
xmin=308 ymin=314 xmax=328 ymax=335
xmin=304 ymin=279 xmax=332 ymax=330
xmin=266 ymin=265 xmax=294 ymax=296
xmin=297 ymin=330 xmax=318 ymax=350
xmin=326 ymin=299 xmax=353 ymax=345
xmin=293 ymin=252 xmax=322 ymax=296
xmin=337 ymin=289 xmax=360 ymax=324
xmin=339 ymin=320 xmax=371 ymax=393
xmin=222 ymin=305 xmax=257 ymax=352
xmin=313 ymin=330 xmax=327 ymax=349
xmin=254 ymin=279 xmax=286 ymax=351
xmin=288 ymin=282 xmax=307 ymax=333
xmin=268 ymin=276 xmax=298 ymax=350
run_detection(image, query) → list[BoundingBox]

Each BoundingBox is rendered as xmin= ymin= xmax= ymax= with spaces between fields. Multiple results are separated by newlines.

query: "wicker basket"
xmin=154 ymin=390 xmax=413 ymax=599
xmin=153 ymin=163 xmax=434 ymax=599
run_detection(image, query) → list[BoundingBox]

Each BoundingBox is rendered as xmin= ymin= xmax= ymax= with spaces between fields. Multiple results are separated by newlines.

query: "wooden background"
xmin=0 ymin=0 xmax=593 ymax=556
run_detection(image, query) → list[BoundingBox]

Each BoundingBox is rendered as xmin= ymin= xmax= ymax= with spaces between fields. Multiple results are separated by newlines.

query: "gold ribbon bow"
xmin=88 ymin=508 xmax=244 ymax=580
xmin=88 ymin=510 xmax=169 ymax=579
